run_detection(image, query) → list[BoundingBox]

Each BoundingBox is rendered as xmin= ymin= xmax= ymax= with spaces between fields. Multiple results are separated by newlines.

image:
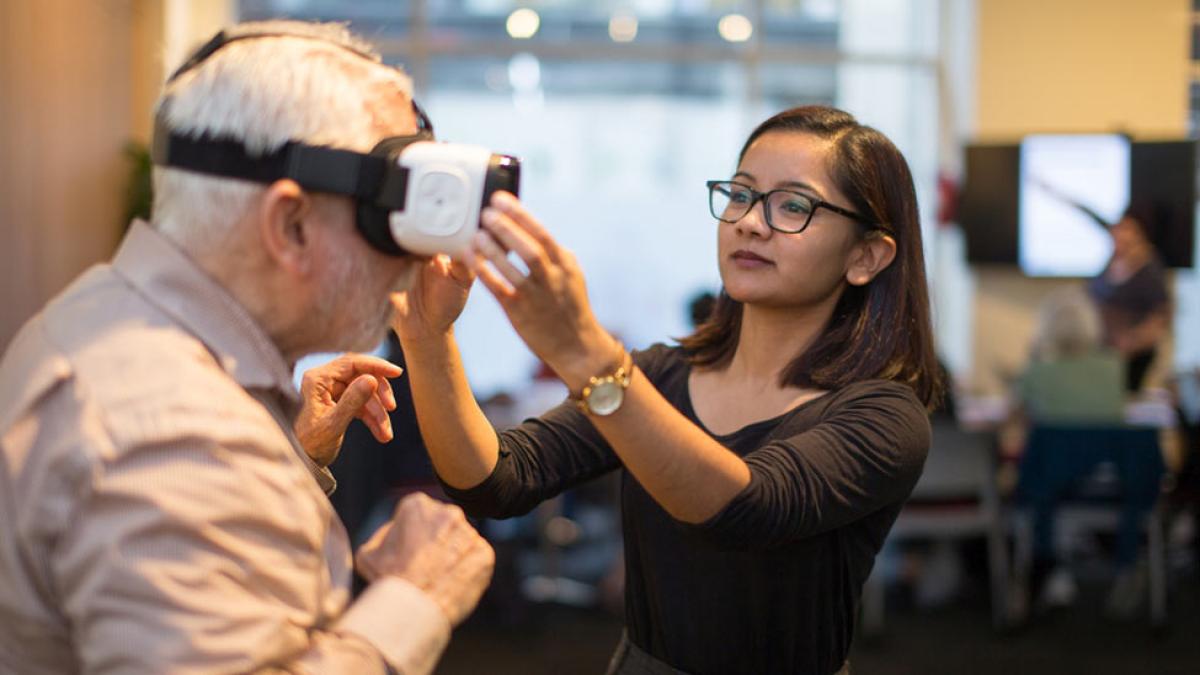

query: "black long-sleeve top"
xmin=442 ymin=344 xmax=930 ymax=675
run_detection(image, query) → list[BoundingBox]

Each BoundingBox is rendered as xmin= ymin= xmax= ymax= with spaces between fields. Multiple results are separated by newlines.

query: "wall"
xmin=967 ymin=0 xmax=1191 ymax=393
xmin=0 ymin=1 xmax=134 ymax=349
xmin=0 ymin=0 xmax=233 ymax=351
xmin=976 ymin=0 xmax=1189 ymax=140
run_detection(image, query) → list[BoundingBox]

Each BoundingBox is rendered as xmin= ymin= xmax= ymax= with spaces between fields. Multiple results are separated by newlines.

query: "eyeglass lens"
xmin=709 ymin=182 xmax=815 ymax=233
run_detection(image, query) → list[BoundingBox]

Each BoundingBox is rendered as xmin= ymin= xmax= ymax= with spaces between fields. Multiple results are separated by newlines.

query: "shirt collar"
xmin=112 ymin=220 xmax=300 ymax=405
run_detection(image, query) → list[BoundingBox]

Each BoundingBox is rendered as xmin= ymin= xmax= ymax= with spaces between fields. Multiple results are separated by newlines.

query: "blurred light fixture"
xmin=508 ymin=52 xmax=545 ymax=113
xmin=506 ymin=8 xmax=541 ymax=39
xmin=717 ymin=13 xmax=753 ymax=43
xmin=507 ymin=52 xmax=542 ymax=92
xmin=608 ymin=11 xmax=639 ymax=43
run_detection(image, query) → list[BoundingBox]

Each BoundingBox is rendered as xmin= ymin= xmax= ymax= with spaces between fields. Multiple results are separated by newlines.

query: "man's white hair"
xmin=151 ymin=20 xmax=414 ymax=252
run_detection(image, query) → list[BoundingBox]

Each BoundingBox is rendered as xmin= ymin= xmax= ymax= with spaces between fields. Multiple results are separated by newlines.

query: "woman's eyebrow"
xmin=779 ymin=180 xmax=824 ymax=198
xmin=733 ymin=172 xmax=824 ymax=197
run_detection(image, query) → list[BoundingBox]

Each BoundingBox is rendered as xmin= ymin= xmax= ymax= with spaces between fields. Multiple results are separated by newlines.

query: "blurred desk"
xmin=957 ymin=393 xmax=1178 ymax=430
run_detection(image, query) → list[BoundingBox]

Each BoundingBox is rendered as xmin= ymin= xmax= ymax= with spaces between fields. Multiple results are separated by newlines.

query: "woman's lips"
xmin=731 ymin=249 xmax=774 ymax=268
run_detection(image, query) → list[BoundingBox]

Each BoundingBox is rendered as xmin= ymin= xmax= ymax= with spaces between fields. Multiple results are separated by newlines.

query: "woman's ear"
xmin=257 ymin=179 xmax=314 ymax=277
xmin=845 ymin=233 xmax=897 ymax=286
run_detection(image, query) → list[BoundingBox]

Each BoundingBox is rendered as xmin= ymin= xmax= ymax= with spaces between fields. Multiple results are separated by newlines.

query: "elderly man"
xmin=0 ymin=21 xmax=492 ymax=674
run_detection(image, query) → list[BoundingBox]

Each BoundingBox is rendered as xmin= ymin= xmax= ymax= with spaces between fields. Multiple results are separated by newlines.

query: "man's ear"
xmin=845 ymin=233 xmax=898 ymax=286
xmin=257 ymin=179 xmax=314 ymax=276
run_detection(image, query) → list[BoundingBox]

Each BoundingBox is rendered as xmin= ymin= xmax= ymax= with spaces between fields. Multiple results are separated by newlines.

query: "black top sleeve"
xmin=440 ymin=402 xmax=617 ymax=518
xmin=439 ymin=345 xmax=674 ymax=518
xmin=442 ymin=345 xmax=929 ymax=550
xmin=691 ymin=380 xmax=930 ymax=550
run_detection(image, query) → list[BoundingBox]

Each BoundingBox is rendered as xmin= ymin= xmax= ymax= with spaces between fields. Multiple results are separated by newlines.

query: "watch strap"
xmin=569 ymin=345 xmax=633 ymax=414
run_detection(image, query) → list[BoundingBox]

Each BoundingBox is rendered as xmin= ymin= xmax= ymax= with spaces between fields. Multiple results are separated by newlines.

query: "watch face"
xmin=587 ymin=380 xmax=624 ymax=416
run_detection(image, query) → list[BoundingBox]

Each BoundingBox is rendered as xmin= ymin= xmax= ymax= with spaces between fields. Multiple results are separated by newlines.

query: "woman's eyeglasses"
xmin=706 ymin=180 xmax=875 ymax=234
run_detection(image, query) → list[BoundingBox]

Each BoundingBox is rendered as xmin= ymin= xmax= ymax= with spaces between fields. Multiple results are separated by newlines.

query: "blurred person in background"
xmin=1033 ymin=178 xmax=1171 ymax=393
xmin=392 ymin=105 xmax=938 ymax=675
xmin=687 ymin=289 xmax=718 ymax=328
xmin=1086 ymin=210 xmax=1171 ymax=393
xmin=0 ymin=21 xmax=492 ymax=674
xmin=1012 ymin=288 xmax=1162 ymax=620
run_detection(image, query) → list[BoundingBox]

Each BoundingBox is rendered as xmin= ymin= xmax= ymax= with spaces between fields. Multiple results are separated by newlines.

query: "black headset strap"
xmin=151 ymin=112 xmax=406 ymax=207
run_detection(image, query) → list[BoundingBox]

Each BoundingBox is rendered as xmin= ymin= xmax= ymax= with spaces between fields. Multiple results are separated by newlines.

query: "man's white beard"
xmin=315 ymin=252 xmax=394 ymax=353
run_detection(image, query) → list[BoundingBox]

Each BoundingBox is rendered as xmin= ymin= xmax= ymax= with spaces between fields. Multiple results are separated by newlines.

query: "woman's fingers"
xmin=490 ymin=191 xmax=561 ymax=263
xmin=481 ymin=206 xmax=550 ymax=280
xmin=473 ymin=230 xmax=526 ymax=289
xmin=471 ymin=250 xmax=518 ymax=301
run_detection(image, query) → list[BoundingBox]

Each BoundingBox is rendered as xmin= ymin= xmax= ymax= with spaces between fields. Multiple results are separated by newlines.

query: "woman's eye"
xmin=730 ymin=190 xmax=754 ymax=204
xmin=780 ymin=197 xmax=813 ymax=215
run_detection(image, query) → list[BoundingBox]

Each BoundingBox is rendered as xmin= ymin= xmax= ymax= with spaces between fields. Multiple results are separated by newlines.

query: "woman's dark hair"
xmin=679 ymin=105 xmax=942 ymax=408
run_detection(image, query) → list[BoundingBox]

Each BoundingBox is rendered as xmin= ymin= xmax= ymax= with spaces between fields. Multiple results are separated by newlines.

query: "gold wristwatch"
xmin=571 ymin=347 xmax=633 ymax=416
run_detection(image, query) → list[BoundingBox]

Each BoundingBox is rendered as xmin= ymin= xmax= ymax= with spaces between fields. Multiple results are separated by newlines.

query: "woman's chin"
xmin=723 ymin=285 xmax=771 ymax=306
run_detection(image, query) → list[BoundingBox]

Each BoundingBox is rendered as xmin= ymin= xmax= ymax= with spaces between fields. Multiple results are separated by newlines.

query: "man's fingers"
xmin=395 ymin=491 xmax=438 ymax=518
xmin=333 ymin=374 xmax=377 ymax=427
xmin=360 ymin=394 xmax=393 ymax=443
xmin=376 ymin=375 xmax=396 ymax=411
xmin=353 ymin=392 xmax=393 ymax=441
xmin=357 ymin=520 xmax=391 ymax=557
xmin=355 ymin=520 xmax=394 ymax=581
xmin=337 ymin=353 xmax=403 ymax=380
xmin=314 ymin=353 xmax=402 ymax=386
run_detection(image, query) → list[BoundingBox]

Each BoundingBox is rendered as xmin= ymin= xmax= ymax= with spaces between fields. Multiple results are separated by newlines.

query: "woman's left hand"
xmin=470 ymin=191 xmax=620 ymax=390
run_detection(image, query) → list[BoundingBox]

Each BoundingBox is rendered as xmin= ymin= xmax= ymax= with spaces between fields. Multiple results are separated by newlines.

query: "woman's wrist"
xmin=396 ymin=325 xmax=457 ymax=355
xmin=555 ymin=333 xmax=626 ymax=395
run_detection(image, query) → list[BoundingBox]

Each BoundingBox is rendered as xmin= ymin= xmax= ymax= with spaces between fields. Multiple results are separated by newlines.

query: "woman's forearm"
xmin=399 ymin=329 xmax=500 ymax=489
xmin=581 ymin=368 xmax=752 ymax=523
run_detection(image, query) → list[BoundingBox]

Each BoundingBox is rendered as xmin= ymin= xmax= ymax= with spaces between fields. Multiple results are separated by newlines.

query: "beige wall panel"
xmin=1 ymin=1 xmax=134 ymax=348
xmin=976 ymin=0 xmax=1189 ymax=139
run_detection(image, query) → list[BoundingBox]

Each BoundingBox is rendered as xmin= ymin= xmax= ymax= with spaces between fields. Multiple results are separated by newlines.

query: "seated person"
xmin=0 ymin=22 xmax=493 ymax=672
xmin=1018 ymin=289 xmax=1125 ymax=425
xmin=1013 ymin=289 xmax=1163 ymax=618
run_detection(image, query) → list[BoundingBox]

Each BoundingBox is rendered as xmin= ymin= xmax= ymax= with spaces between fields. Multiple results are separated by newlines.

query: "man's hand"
xmin=356 ymin=493 xmax=495 ymax=627
xmin=294 ymin=353 xmax=403 ymax=467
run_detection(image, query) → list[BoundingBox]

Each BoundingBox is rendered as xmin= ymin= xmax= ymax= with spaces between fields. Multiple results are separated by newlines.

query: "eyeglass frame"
xmin=705 ymin=179 xmax=881 ymax=234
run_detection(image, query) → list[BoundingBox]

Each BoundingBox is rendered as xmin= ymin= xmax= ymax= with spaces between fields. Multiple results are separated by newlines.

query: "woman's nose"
xmin=734 ymin=199 xmax=771 ymax=238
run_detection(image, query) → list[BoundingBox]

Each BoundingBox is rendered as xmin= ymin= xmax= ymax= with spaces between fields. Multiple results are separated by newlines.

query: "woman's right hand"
xmin=391 ymin=254 xmax=475 ymax=342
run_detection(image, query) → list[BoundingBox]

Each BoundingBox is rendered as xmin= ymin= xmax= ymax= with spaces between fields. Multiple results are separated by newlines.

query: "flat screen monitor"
xmin=1018 ymin=134 xmax=1129 ymax=277
xmin=960 ymin=138 xmax=1196 ymax=273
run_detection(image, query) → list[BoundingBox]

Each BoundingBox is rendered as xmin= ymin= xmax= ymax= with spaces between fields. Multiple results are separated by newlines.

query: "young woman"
xmin=393 ymin=105 xmax=939 ymax=675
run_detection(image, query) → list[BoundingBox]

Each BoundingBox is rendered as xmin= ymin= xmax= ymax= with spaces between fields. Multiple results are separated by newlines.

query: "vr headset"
xmin=151 ymin=30 xmax=520 ymax=258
